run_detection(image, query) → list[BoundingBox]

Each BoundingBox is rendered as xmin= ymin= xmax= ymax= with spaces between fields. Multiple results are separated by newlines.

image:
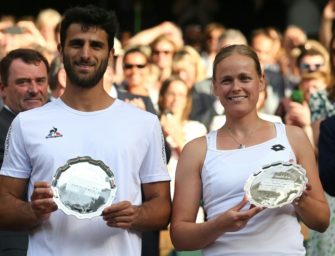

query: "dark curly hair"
xmin=60 ymin=5 xmax=119 ymax=50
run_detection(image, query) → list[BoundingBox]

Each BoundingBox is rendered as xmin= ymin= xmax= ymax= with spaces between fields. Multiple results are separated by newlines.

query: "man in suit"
xmin=0 ymin=48 xmax=49 ymax=256
xmin=318 ymin=116 xmax=335 ymax=196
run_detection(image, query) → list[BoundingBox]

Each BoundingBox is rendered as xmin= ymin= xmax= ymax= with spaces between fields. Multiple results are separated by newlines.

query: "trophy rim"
xmin=244 ymin=161 xmax=308 ymax=208
xmin=51 ymin=156 xmax=117 ymax=219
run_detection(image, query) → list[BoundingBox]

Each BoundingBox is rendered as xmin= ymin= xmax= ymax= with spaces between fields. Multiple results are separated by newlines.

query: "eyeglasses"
xmin=152 ymin=50 xmax=173 ymax=55
xmin=123 ymin=63 xmax=146 ymax=69
xmin=300 ymin=63 xmax=324 ymax=72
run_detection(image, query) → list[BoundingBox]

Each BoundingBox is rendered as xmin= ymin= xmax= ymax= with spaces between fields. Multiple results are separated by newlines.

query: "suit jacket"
xmin=189 ymin=89 xmax=216 ymax=130
xmin=116 ymin=88 xmax=157 ymax=115
xmin=318 ymin=116 xmax=335 ymax=196
xmin=0 ymin=107 xmax=28 ymax=256
xmin=0 ymin=107 xmax=16 ymax=167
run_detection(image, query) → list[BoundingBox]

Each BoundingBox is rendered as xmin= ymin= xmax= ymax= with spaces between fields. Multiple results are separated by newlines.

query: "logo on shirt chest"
xmin=45 ymin=127 xmax=63 ymax=139
xmin=270 ymin=144 xmax=285 ymax=151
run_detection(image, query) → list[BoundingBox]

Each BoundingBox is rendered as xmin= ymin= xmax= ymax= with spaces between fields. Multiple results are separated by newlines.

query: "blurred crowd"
xmin=1 ymin=1 xmax=335 ymax=255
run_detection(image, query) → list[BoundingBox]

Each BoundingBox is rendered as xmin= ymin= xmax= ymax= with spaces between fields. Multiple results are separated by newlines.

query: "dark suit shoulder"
xmin=0 ymin=108 xmax=16 ymax=130
xmin=116 ymin=88 xmax=157 ymax=115
xmin=321 ymin=115 xmax=335 ymax=128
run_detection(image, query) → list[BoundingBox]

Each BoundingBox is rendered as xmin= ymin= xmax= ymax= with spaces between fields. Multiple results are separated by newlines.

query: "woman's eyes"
xmin=240 ymin=76 xmax=252 ymax=82
xmin=220 ymin=79 xmax=231 ymax=85
xmin=219 ymin=76 xmax=251 ymax=85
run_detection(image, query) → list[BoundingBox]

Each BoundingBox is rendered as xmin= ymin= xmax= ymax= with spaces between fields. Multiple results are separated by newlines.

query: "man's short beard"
xmin=63 ymin=56 xmax=109 ymax=89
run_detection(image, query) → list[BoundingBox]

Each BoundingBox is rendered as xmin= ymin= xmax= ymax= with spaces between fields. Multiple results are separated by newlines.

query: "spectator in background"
xmin=117 ymin=45 xmax=156 ymax=113
xmin=35 ymin=9 xmax=62 ymax=55
xmin=126 ymin=21 xmax=184 ymax=50
xmin=111 ymin=38 xmax=124 ymax=85
xmin=103 ymin=37 xmax=124 ymax=96
xmin=218 ymin=28 xmax=248 ymax=48
xmin=172 ymin=46 xmax=206 ymax=90
xmin=0 ymin=48 xmax=49 ymax=256
xmin=151 ymin=35 xmax=179 ymax=85
xmin=158 ymin=76 xmax=206 ymax=255
xmin=172 ymin=45 xmax=216 ymax=129
xmin=296 ymin=40 xmax=330 ymax=77
xmin=0 ymin=18 xmax=49 ymax=61
xmin=275 ymin=71 xmax=329 ymax=148
xmin=282 ymin=25 xmax=308 ymax=85
xmin=308 ymin=35 xmax=335 ymax=149
xmin=201 ymin=22 xmax=225 ymax=78
xmin=251 ymin=28 xmax=293 ymax=115
xmin=278 ymin=39 xmax=331 ymax=135
xmin=183 ymin=23 xmax=203 ymax=52
xmin=48 ymin=55 xmax=66 ymax=100
xmin=319 ymin=0 xmax=335 ymax=48
xmin=0 ymin=11 xmax=61 ymax=64
xmin=283 ymin=26 xmax=308 ymax=55
xmin=103 ymin=45 xmax=157 ymax=114
xmin=159 ymin=76 xmax=206 ymax=182
xmin=120 ymin=46 xmax=151 ymax=96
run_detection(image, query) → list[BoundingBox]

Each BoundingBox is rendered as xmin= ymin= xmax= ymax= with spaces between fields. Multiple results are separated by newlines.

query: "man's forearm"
xmin=130 ymin=195 xmax=171 ymax=231
xmin=0 ymin=194 xmax=39 ymax=231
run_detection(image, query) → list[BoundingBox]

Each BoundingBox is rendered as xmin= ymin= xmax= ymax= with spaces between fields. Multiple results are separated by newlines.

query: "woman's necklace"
xmin=225 ymin=124 xmax=259 ymax=149
xmin=226 ymin=127 xmax=245 ymax=149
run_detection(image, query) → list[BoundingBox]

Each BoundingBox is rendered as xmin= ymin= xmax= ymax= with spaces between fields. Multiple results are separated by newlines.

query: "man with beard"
xmin=0 ymin=5 xmax=171 ymax=256
xmin=0 ymin=48 xmax=49 ymax=256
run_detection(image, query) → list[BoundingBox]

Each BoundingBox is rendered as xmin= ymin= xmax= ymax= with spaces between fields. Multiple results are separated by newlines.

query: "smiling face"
xmin=1 ymin=59 xmax=49 ymax=114
xmin=123 ymin=52 xmax=148 ymax=88
xmin=213 ymin=53 xmax=264 ymax=118
xmin=299 ymin=54 xmax=325 ymax=73
xmin=251 ymin=34 xmax=276 ymax=65
xmin=60 ymin=23 xmax=110 ymax=89
xmin=163 ymin=80 xmax=189 ymax=115
xmin=151 ymin=40 xmax=175 ymax=69
xmin=172 ymin=59 xmax=197 ymax=89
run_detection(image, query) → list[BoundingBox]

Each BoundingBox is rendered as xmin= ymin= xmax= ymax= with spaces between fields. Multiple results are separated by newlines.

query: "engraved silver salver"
xmin=244 ymin=161 xmax=308 ymax=208
xmin=51 ymin=156 xmax=117 ymax=219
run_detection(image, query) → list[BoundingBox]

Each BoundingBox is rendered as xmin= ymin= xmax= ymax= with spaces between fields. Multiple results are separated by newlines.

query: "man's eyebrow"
xmin=14 ymin=77 xmax=30 ymax=82
xmin=68 ymin=38 xmax=84 ymax=44
xmin=68 ymin=38 xmax=106 ymax=46
xmin=36 ymin=76 xmax=47 ymax=81
xmin=90 ymin=40 xmax=105 ymax=46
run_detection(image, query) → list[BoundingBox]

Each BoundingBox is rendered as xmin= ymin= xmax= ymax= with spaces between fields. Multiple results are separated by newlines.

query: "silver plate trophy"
xmin=51 ymin=156 xmax=117 ymax=219
xmin=244 ymin=161 xmax=308 ymax=208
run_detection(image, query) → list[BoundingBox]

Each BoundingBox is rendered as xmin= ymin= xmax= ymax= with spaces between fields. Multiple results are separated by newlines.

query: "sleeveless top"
xmin=201 ymin=122 xmax=305 ymax=256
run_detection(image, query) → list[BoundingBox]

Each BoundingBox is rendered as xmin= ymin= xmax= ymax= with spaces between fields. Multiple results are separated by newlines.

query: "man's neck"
xmin=61 ymin=83 xmax=115 ymax=112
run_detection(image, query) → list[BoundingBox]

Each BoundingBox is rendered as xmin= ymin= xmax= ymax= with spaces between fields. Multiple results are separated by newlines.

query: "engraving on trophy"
xmin=244 ymin=161 xmax=308 ymax=208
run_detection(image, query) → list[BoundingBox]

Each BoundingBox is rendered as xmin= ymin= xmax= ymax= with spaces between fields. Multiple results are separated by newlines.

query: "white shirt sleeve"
xmin=1 ymin=114 xmax=31 ymax=179
xmin=139 ymin=117 xmax=170 ymax=184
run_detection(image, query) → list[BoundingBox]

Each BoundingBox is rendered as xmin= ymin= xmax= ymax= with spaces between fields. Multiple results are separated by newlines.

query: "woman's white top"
xmin=201 ymin=122 xmax=305 ymax=256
